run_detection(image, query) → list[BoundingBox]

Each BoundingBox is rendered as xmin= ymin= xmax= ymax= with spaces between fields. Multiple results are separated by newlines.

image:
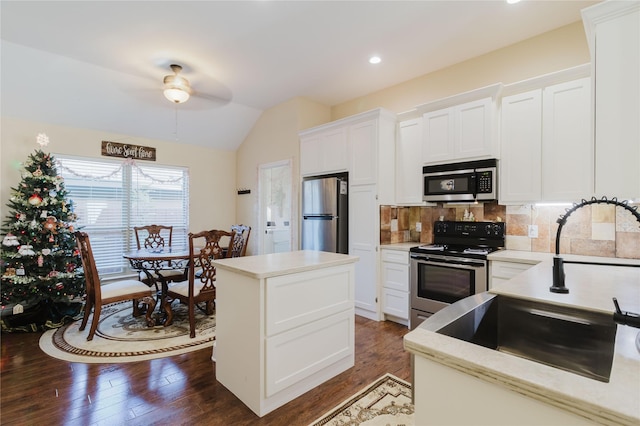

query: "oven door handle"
xmin=413 ymin=256 xmax=485 ymax=269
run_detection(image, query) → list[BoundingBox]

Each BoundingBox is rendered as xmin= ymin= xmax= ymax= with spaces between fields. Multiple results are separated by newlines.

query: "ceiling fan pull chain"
xmin=174 ymin=105 xmax=179 ymax=142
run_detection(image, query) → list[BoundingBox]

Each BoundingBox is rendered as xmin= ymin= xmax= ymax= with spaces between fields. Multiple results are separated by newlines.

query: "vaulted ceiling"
xmin=0 ymin=1 xmax=597 ymax=150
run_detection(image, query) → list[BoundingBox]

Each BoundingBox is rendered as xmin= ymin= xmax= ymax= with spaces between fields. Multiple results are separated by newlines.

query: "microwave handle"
xmin=423 ymin=168 xmax=475 ymax=177
xmin=471 ymin=173 xmax=477 ymax=198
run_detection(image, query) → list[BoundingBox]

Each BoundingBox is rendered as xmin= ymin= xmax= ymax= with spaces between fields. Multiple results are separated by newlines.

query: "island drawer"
xmin=265 ymin=264 xmax=354 ymax=336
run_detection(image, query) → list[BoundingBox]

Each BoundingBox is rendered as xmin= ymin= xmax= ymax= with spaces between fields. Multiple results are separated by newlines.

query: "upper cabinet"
xmin=500 ymin=89 xmax=543 ymax=203
xmin=299 ymin=126 xmax=348 ymax=177
xmin=583 ymin=1 xmax=640 ymax=200
xmin=395 ymin=114 xmax=424 ymax=205
xmin=418 ymin=84 xmax=502 ymax=165
xmin=500 ymin=67 xmax=592 ymax=204
xmin=541 ymin=77 xmax=593 ymax=201
xmin=349 ymin=119 xmax=379 ymax=186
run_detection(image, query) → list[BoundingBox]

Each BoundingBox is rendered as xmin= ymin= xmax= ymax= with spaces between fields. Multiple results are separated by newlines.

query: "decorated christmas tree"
xmin=1 ymin=134 xmax=84 ymax=331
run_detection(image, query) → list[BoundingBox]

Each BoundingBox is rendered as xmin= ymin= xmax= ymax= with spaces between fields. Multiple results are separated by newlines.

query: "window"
xmin=56 ymin=155 xmax=189 ymax=276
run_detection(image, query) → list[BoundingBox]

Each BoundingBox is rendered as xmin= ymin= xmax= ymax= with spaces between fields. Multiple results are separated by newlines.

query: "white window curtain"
xmin=56 ymin=155 xmax=189 ymax=276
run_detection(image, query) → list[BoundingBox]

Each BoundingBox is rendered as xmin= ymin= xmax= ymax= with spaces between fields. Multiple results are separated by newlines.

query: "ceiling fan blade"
xmin=192 ymin=90 xmax=231 ymax=107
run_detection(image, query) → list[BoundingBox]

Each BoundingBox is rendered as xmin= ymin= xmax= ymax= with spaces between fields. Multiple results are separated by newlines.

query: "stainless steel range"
xmin=409 ymin=220 xmax=506 ymax=329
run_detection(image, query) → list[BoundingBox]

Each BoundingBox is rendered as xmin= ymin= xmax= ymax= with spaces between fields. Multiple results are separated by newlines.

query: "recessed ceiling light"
xmin=507 ymin=0 xmax=521 ymax=4
xmin=369 ymin=56 xmax=381 ymax=65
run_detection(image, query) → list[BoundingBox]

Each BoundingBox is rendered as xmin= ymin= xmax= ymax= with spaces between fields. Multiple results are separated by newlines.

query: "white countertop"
xmin=488 ymin=249 xmax=553 ymax=264
xmin=212 ymin=250 xmax=359 ymax=279
xmin=405 ymin=260 xmax=640 ymax=425
xmin=489 ymin=249 xmax=640 ymax=266
xmin=380 ymin=242 xmax=419 ymax=251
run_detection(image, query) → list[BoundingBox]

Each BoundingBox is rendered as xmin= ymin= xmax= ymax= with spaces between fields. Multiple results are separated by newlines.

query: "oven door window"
xmin=417 ymin=263 xmax=474 ymax=304
xmin=424 ymin=172 xmax=474 ymax=196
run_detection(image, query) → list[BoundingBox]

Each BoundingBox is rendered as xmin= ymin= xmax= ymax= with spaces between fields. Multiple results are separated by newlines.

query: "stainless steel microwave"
xmin=423 ymin=159 xmax=498 ymax=202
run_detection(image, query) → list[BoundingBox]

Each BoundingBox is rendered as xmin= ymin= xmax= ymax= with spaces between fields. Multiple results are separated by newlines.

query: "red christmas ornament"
xmin=55 ymin=283 xmax=64 ymax=290
xmin=28 ymin=194 xmax=43 ymax=206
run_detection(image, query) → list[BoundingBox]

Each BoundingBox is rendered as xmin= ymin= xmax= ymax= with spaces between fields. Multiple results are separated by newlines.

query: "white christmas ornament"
xmin=37 ymin=133 xmax=50 ymax=147
xmin=2 ymin=234 xmax=19 ymax=246
xmin=18 ymin=245 xmax=36 ymax=256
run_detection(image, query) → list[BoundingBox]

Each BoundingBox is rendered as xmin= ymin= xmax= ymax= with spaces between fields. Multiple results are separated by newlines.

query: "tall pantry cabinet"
xmin=582 ymin=1 xmax=640 ymax=200
xmin=299 ymin=108 xmax=396 ymax=321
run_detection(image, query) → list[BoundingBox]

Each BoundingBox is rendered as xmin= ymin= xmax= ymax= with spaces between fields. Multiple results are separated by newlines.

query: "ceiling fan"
xmin=155 ymin=62 xmax=231 ymax=108
xmin=163 ymin=64 xmax=192 ymax=104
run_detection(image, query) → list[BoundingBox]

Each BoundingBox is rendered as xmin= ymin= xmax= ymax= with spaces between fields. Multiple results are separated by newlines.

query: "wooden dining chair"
xmin=134 ymin=224 xmax=173 ymax=250
xmin=74 ymin=231 xmax=156 ymax=341
xmin=133 ymin=224 xmax=185 ymax=285
xmin=165 ymin=229 xmax=235 ymax=338
xmin=229 ymin=224 xmax=251 ymax=257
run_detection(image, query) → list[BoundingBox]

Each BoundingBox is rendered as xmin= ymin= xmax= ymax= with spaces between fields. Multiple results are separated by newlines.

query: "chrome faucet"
xmin=550 ymin=197 xmax=640 ymax=294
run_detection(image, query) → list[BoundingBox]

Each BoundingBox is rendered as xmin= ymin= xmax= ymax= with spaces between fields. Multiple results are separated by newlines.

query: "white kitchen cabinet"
xmin=489 ymin=260 xmax=536 ymax=289
xmin=300 ymin=108 xmax=396 ymax=322
xmin=500 ymin=90 xmax=543 ymax=202
xmin=583 ymin=1 xmax=640 ymax=200
xmin=350 ymin=184 xmax=378 ymax=319
xmin=412 ymin=355 xmax=601 ymax=426
xmin=396 ymin=116 xmax=425 ymax=205
xmin=381 ymin=249 xmax=409 ymax=326
xmin=488 ymin=251 xmax=551 ymax=288
xmin=542 ymin=78 xmax=592 ymax=201
xmin=349 ymin=119 xmax=378 ymax=186
xmin=214 ymin=251 xmax=357 ymax=417
xmin=420 ymin=86 xmax=501 ymax=165
xmin=421 ymin=107 xmax=454 ymax=163
xmin=500 ymin=69 xmax=592 ymax=204
xmin=299 ymin=126 xmax=348 ymax=177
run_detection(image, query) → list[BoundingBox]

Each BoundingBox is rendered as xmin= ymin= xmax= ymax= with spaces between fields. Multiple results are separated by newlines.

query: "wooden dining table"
xmin=123 ymin=247 xmax=199 ymax=326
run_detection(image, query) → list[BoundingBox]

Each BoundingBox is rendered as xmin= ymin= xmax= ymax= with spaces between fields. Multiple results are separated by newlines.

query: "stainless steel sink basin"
xmin=423 ymin=292 xmax=617 ymax=382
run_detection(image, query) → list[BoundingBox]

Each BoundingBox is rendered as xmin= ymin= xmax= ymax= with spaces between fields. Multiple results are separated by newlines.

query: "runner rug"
xmin=39 ymin=301 xmax=215 ymax=363
xmin=309 ymin=373 xmax=414 ymax=426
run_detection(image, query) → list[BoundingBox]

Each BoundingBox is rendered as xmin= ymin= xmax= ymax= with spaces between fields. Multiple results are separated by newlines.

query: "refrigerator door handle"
xmin=303 ymin=215 xmax=336 ymax=220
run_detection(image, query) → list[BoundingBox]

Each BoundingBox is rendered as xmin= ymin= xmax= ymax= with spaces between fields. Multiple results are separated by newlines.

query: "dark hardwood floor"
xmin=1 ymin=316 xmax=411 ymax=426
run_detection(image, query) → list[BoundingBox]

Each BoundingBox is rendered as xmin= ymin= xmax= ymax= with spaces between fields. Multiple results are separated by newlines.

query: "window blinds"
xmin=56 ymin=155 xmax=189 ymax=276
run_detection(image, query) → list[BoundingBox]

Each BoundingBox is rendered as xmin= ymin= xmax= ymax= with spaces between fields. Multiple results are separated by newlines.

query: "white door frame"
xmin=258 ymin=159 xmax=294 ymax=255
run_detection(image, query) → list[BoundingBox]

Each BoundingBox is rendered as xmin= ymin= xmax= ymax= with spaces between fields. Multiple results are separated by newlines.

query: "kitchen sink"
xmin=425 ymin=292 xmax=617 ymax=382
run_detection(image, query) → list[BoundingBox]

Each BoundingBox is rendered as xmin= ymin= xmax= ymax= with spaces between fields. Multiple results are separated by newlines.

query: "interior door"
xmin=259 ymin=160 xmax=293 ymax=254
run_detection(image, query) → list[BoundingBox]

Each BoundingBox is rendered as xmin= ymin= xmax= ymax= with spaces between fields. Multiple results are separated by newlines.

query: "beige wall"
xmin=235 ymin=97 xmax=330 ymax=255
xmin=0 ymin=117 xmax=236 ymax=233
xmin=331 ymin=22 xmax=590 ymax=119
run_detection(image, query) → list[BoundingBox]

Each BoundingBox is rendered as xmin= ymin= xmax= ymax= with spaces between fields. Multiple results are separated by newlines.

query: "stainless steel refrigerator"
xmin=301 ymin=173 xmax=348 ymax=254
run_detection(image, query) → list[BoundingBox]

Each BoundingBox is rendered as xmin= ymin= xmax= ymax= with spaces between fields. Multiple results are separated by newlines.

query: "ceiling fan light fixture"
xmin=163 ymin=64 xmax=191 ymax=104
xmin=164 ymin=87 xmax=190 ymax=103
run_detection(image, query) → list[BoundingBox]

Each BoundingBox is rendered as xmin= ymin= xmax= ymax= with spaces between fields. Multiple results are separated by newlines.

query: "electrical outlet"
xmin=416 ymin=222 xmax=422 ymax=232
xmin=528 ymin=225 xmax=538 ymax=238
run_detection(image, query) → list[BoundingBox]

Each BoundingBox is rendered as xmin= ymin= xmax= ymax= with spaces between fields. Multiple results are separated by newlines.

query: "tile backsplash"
xmin=380 ymin=201 xmax=640 ymax=260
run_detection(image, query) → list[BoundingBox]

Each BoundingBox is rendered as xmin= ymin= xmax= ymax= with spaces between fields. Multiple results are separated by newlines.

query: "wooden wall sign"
xmin=101 ymin=141 xmax=156 ymax=161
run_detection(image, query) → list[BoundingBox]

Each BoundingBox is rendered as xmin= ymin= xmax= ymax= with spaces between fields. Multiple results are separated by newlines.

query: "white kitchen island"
xmin=405 ymin=258 xmax=640 ymax=426
xmin=212 ymin=250 xmax=358 ymax=417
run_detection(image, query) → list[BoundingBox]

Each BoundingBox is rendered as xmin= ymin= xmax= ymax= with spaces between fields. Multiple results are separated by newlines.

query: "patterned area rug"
xmin=309 ymin=374 xmax=414 ymax=426
xmin=39 ymin=301 xmax=215 ymax=363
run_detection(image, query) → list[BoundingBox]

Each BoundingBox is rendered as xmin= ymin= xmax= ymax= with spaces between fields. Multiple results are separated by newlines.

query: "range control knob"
xmin=435 ymin=222 xmax=448 ymax=234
